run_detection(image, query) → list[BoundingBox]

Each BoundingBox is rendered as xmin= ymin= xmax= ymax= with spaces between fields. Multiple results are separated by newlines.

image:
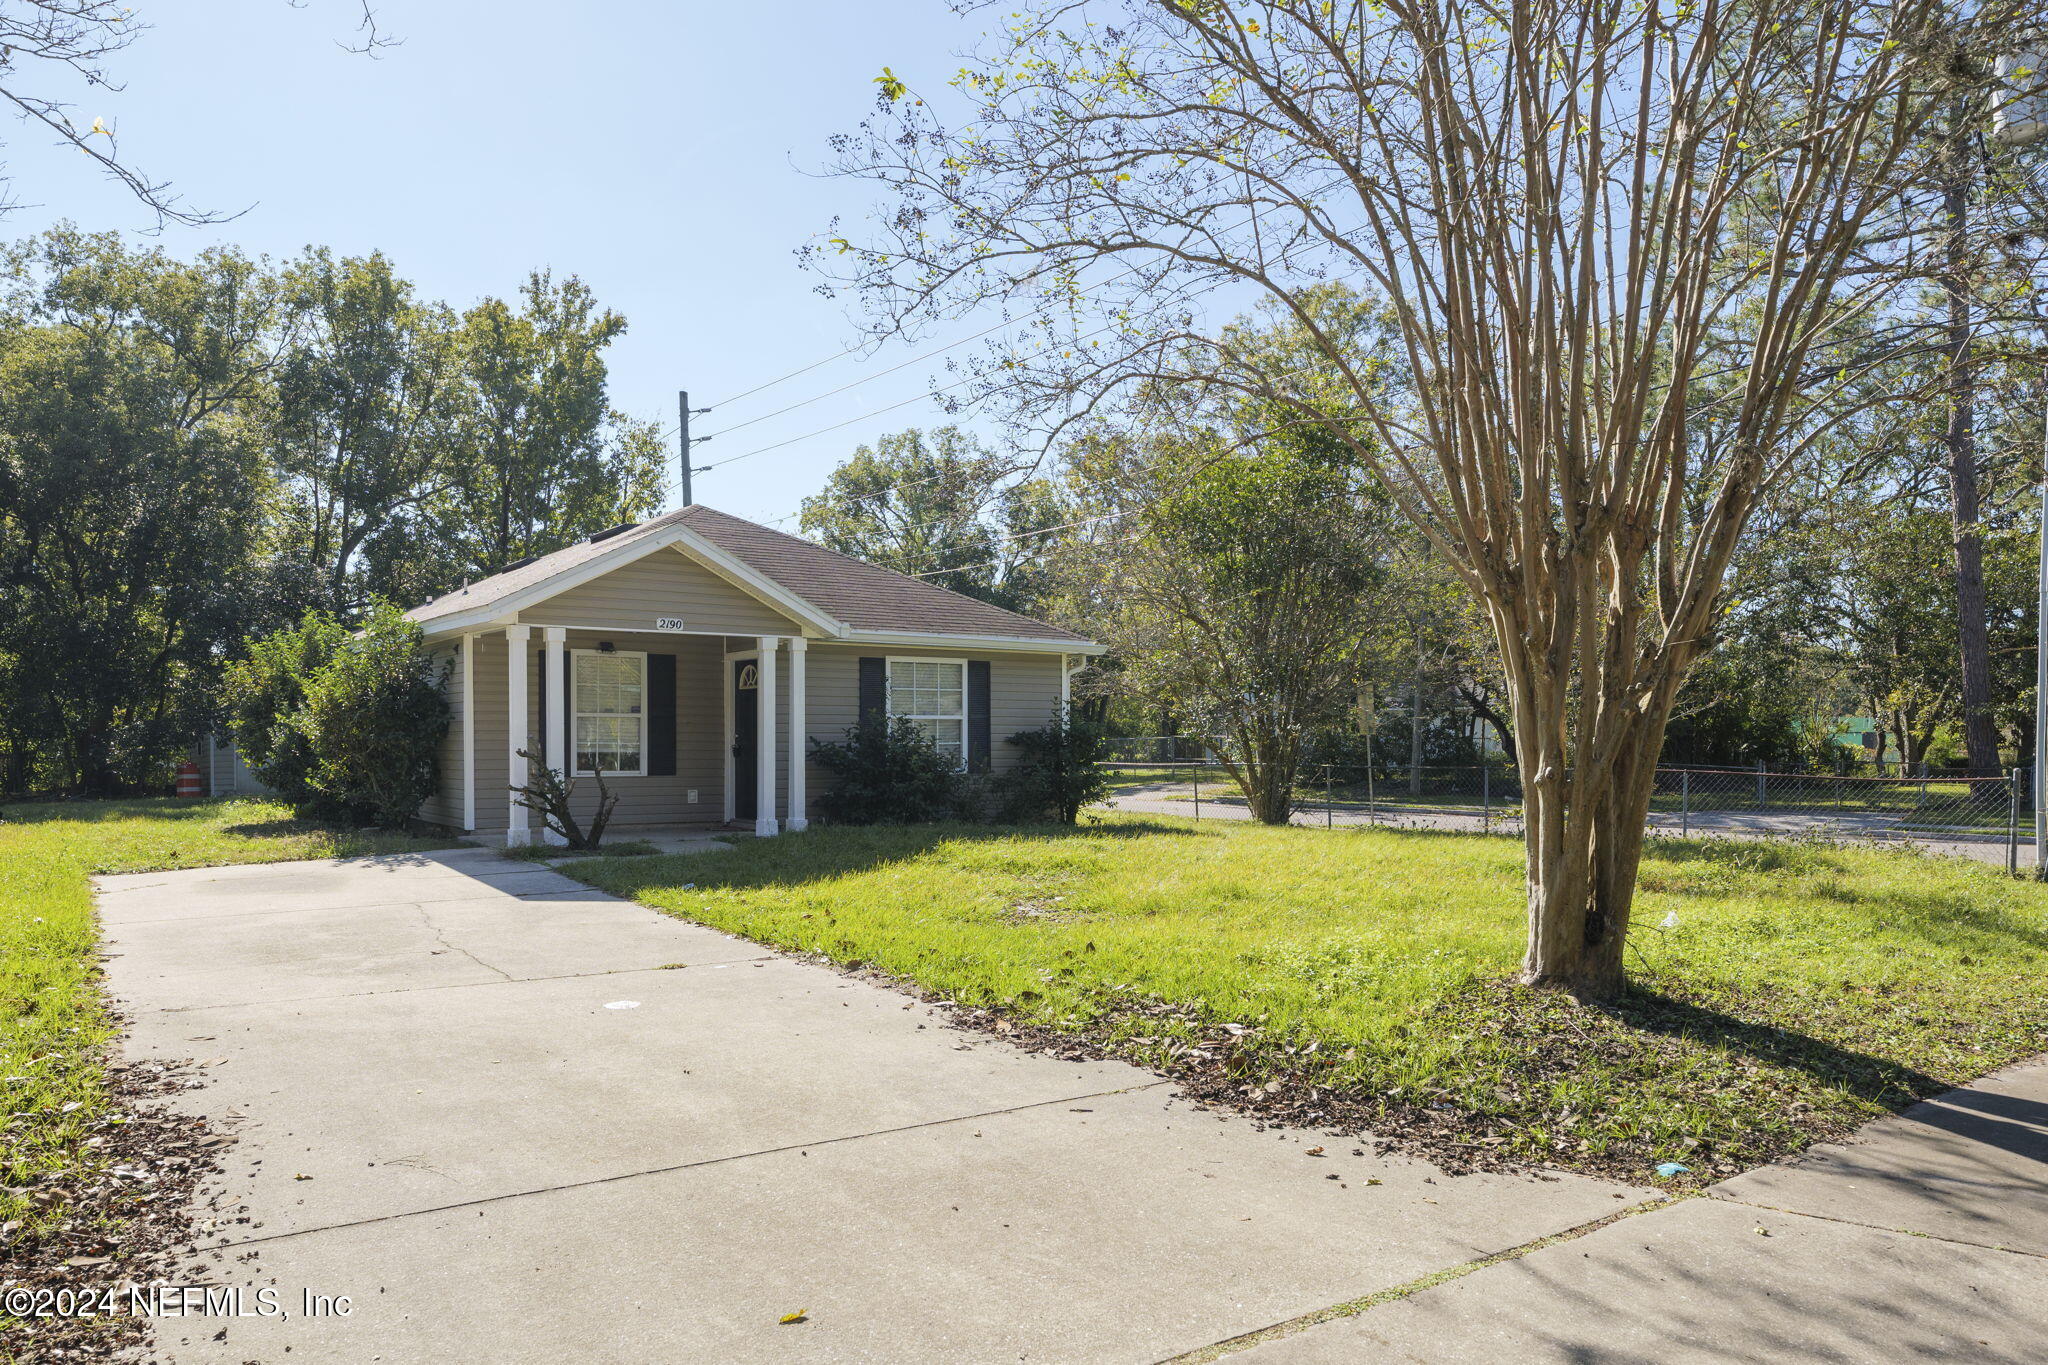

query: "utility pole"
xmin=677 ymin=390 xmax=695 ymax=508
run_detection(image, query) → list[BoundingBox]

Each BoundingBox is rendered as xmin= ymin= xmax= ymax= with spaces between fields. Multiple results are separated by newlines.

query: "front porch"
xmin=441 ymin=624 xmax=815 ymax=848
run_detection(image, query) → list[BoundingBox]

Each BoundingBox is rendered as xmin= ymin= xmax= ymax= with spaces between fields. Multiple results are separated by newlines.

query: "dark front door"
xmin=733 ymin=658 xmax=759 ymax=821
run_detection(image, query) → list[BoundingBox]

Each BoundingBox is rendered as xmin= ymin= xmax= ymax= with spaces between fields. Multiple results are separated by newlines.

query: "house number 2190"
xmin=654 ymin=617 xmax=686 ymax=632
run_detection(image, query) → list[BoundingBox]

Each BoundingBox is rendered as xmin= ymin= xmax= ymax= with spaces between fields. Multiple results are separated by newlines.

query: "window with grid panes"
xmin=573 ymin=651 xmax=646 ymax=776
xmin=886 ymin=658 xmax=967 ymax=769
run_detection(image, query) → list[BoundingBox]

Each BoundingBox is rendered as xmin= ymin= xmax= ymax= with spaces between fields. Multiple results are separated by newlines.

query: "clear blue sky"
xmin=0 ymin=0 xmax=1007 ymax=528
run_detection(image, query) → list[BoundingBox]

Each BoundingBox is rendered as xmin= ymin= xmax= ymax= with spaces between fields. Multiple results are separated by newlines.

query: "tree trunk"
xmin=1235 ymin=727 xmax=1298 ymax=824
xmin=1942 ymin=126 xmax=2000 ymax=777
xmin=1517 ymin=720 xmax=1665 ymax=998
xmin=1408 ymin=635 xmax=1424 ymax=796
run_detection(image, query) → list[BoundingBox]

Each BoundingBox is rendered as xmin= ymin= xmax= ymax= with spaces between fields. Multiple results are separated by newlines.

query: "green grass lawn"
xmin=571 ymin=814 xmax=2048 ymax=1181
xmin=0 ymin=798 xmax=456 ymax=1244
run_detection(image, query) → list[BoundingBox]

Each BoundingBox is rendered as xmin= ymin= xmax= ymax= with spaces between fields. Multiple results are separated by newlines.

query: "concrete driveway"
xmin=98 ymin=848 xmax=1650 ymax=1363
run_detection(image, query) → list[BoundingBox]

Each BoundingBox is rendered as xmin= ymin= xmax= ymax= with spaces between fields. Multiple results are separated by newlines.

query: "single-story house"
xmin=402 ymin=504 xmax=1103 ymax=846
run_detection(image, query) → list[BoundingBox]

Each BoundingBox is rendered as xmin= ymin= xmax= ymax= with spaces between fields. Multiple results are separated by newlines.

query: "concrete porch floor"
xmin=518 ymin=826 xmax=742 ymax=865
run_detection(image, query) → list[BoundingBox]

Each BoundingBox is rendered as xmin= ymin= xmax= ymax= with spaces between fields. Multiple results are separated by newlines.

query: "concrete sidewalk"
xmin=1236 ymin=1055 xmax=2048 ymax=1362
xmin=99 ymin=848 xmax=1651 ymax=1364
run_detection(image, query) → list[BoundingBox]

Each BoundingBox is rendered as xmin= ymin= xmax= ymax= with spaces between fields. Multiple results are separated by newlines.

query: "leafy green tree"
xmin=800 ymin=426 xmax=1059 ymax=611
xmin=0 ymin=229 xmax=287 ymax=792
xmin=0 ymin=228 xmax=662 ymax=794
xmin=1066 ymin=388 xmax=1385 ymax=824
xmin=272 ymin=249 xmax=463 ymax=613
xmin=413 ymin=272 xmax=665 ymax=590
xmin=272 ymin=261 xmax=663 ymax=612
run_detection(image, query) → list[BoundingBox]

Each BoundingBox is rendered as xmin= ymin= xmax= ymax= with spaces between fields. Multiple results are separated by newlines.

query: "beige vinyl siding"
xmin=469 ymin=631 xmax=511 ymax=834
xmin=798 ymin=644 xmax=1066 ymax=818
xmin=441 ymin=622 xmax=1069 ymax=835
xmin=515 ymin=629 xmax=727 ymax=832
xmin=518 ymin=545 xmax=802 ymax=636
xmin=418 ymin=642 xmax=464 ymax=828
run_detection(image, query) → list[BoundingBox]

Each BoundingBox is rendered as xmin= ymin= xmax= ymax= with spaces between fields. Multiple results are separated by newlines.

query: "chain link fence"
xmin=1098 ymin=760 xmax=2034 ymax=870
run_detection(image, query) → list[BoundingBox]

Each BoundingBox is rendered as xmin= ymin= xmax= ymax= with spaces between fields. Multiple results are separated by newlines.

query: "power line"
xmin=650 ymin=181 xmax=1359 ymax=513
xmin=673 ymin=176 xmax=1353 ymax=445
xmin=904 ymin=509 xmax=1135 ymax=578
xmin=693 ymin=318 xmax=1034 ymax=443
xmin=705 ymin=345 xmax=867 ymax=411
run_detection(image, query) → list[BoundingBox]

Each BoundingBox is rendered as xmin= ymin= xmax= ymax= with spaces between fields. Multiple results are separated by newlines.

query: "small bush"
xmin=999 ymin=708 xmax=1111 ymax=823
xmin=223 ymin=601 xmax=449 ymax=827
xmin=810 ymin=718 xmax=962 ymax=824
xmin=219 ymin=609 xmax=350 ymax=815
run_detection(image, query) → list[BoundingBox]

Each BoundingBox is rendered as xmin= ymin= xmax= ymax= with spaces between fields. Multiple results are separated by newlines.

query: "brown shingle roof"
xmin=405 ymin=504 xmax=1093 ymax=646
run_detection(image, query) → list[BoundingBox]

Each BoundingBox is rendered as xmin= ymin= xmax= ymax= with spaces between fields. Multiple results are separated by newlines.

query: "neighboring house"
xmin=402 ymin=504 xmax=1103 ymax=846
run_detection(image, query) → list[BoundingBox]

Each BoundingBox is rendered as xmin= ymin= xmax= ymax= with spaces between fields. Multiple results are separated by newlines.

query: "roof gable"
xmin=403 ymin=504 xmax=1094 ymax=648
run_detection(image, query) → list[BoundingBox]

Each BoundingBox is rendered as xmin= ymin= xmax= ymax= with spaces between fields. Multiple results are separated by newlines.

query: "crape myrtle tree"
xmin=821 ymin=0 xmax=2046 ymax=995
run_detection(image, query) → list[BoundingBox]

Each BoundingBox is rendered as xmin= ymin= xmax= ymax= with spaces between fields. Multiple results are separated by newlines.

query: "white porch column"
xmin=755 ymin=635 xmax=780 ymax=836
xmin=504 ymin=624 xmax=532 ymax=846
xmin=786 ymin=636 xmax=808 ymax=831
xmin=541 ymin=626 xmax=568 ymax=845
xmin=460 ymin=633 xmax=477 ymax=831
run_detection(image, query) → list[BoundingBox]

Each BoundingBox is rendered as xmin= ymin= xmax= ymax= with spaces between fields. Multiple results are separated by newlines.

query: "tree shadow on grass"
xmin=582 ymin=818 xmax=1213 ymax=897
xmin=218 ymin=818 xmax=338 ymax=839
xmin=1599 ymin=985 xmax=1946 ymax=1108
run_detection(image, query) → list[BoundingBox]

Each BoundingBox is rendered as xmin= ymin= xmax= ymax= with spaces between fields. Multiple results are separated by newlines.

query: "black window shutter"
xmin=858 ymin=657 xmax=887 ymax=727
xmin=647 ymin=653 xmax=676 ymax=776
xmin=968 ymin=660 xmax=992 ymax=772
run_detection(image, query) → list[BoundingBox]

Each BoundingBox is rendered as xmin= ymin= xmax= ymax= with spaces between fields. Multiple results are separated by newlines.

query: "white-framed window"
xmin=887 ymin=656 xmax=968 ymax=770
xmin=572 ymin=649 xmax=647 ymax=777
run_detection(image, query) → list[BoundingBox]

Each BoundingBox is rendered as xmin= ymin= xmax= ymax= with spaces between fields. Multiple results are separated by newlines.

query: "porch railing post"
xmin=541 ymin=626 xmax=568 ymax=847
xmin=753 ymin=636 xmax=779 ymax=837
xmin=786 ymin=637 xmax=808 ymax=831
xmin=503 ymin=623 xmax=532 ymax=848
